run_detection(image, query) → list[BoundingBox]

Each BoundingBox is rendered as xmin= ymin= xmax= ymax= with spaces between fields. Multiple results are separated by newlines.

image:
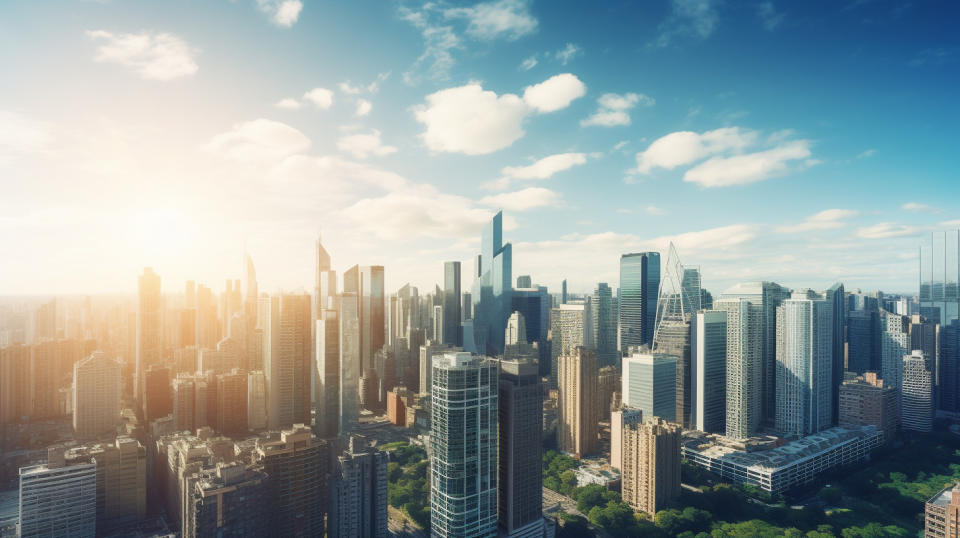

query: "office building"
xmin=247 ymin=370 xmax=267 ymax=430
xmin=925 ymin=483 xmax=960 ymax=538
xmin=216 ymin=369 xmax=248 ymax=435
xmin=919 ymin=230 xmax=959 ymax=326
xmin=620 ymin=252 xmax=660 ymax=350
xmin=444 ymin=261 xmax=462 ymax=346
xmin=143 ymin=365 xmax=172 ymax=423
xmin=692 ymin=310 xmax=726 ymax=434
xmin=465 ymin=211 xmax=513 ymax=356
xmin=597 ymin=365 xmax=618 ymax=422
xmin=19 ymin=450 xmax=97 ymax=538
xmin=775 ymin=290 xmax=834 ymax=437
xmin=73 ymin=351 xmax=121 ymax=439
xmin=714 ymin=297 xmax=764 ymax=439
xmin=59 ymin=437 xmax=147 ymax=531
xmin=943 ymin=321 xmax=960 ymax=413
xmin=516 ymin=275 xmax=532 ymax=289
xmin=592 ymin=283 xmax=618 ymax=367
xmin=430 ymin=352 xmax=498 ymax=538
xmin=839 ymin=372 xmax=898 ymax=442
xmin=419 ymin=340 xmax=457 ymax=398
xmin=505 ymin=311 xmax=526 ymax=346
xmin=315 ymin=307 xmax=340 ymax=437
xmin=197 ymin=337 xmax=241 ymax=375
xmin=330 ymin=435 xmax=388 ymax=538
xmin=847 ymin=309 xmax=880 ymax=374
xmin=511 ymin=285 xmax=551 ymax=375
xmin=902 ymin=350 xmax=934 ymax=432
xmin=825 ymin=283 xmax=845 ymax=425
xmin=558 ymin=347 xmax=599 ymax=459
xmin=549 ymin=302 xmax=593 ymax=389
xmin=0 ymin=344 xmax=30 ymax=424
xmin=340 ymin=292 xmax=361 ymax=436
xmin=186 ymin=462 xmax=269 ymax=537
xmin=620 ymin=417 xmax=681 ymax=516
xmin=498 ymin=358 xmax=544 ymax=537
xmin=386 ymin=387 xmax=412 ymax=427
xmin=195 ymin=284 xmax=219 ymax=350
xmin=136 ymin=268 xmax=162 ymax=414
xmin=172 ymin=375 xmax=199 ymax=432
xmin=344 ymin=264 xmax=386 ymax=379
xmin=621 ymin=351 xmax=676 ymax=422
xmin=262 ymin=294 xmax=311 ymax=430
xmin=880 ymin=309 xmax=910 ymax=391
xmin=29 ymin=341 xmax=60 ymax=418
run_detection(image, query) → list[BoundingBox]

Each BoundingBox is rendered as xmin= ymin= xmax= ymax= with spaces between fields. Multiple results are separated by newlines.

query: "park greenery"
xmin=381 ymin=441 xmax=430 ymax=530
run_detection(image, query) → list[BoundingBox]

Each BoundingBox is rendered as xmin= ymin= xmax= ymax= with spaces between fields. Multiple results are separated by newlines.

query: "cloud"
xmin=257 ymin=0 xmax=303 ymax=27
xmin=303 ymin=87 xmax=334 ymax=110
xmin=444 ymin=0 xmax=538 ymax=41
xmin=656 ymin=0 xmax=718 ymax=47
xmin=520 ymin=55 xmax=538 ymax=70
xmin=355 ymin=99 xmax=373 ymax=116
xmin=336 ymin=129 xmax=397 ymax=159
xmin=414 ymin=74 xmax=585 ymax=155
xmin=635 ymin=127 xmax=756 ymax=173
xmin=479 ymin=187 xmax=561 ymax=211
xmin=554 ymin=43 xmax=582 ymax=65
xmin=857 ymin=148 xmax=876 ymax=159
xmin=339 ymin=82 xmax=362 ymax=95
xmin=757 ymin=2 xmax=784 ymax=31
xmin=86 ymin=30 xmax=198 ymax=80
xmin=644 ymin=205 xmax=667 ymax=215
xmin=205 ymin=119 xmax=310 ymax=163
xmin=940 ymin=219 xmax=960 ymax=228
xmin=502 ymin=152 xmax=587 ymax=180
xmin=522 ymin=73 xmax=587 ymax=113
xmin=581 ymin=92 xmax=654 ymax=127
xmin=400 ymin=9 xmax=460 ymax=83
xmin=856 ymin=222 xmax=923 ymax=239
xmin=776 ymin=209 xmax=859 ymax=233
xmin=901 ymin=202 xmax=939 ymax=213
xmin=684 ymin=140 xmax=812 ymax=187
xmin=340 ymin=73 xmax=391 ymax=95
xmin=274 ymin=98 xmax=302 ymax=110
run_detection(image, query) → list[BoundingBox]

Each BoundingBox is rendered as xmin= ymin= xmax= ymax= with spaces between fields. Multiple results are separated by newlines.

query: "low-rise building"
xmin=925 ymin=483 xmax=960 ymax=538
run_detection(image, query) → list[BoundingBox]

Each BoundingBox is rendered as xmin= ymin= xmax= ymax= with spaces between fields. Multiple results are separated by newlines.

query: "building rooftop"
xmin=928 ymin=484 xmax=958 ymax=507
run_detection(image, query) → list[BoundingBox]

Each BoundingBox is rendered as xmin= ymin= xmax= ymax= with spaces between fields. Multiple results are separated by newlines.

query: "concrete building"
xmin=925 ymin=483 xmax=960 ymax=538
xmin=386 ymin=387 xmax=413 ymax=427
xmin=498 ymin=358 xmax=544 ymax=537
xmin=61 ymin=437 xmax=147 ymax=531
xmin=692 ymin=310 xmax=726 ymax=434
xmin=1 ymin=344 xmax=30 ymax=425
xmin=610 ymin=408 xmax=643 ymax=472
xmin=620 ymin=417 xmax=682 ymax=516
xmin=714 ymin=297 xmax=764 ymax=439
xmin=549 ymin=302 xmax=594 ymax=389
xmin=597 ymin=365 xmax=618 ymax=422
xmin=186 ymin=462 xmax=269 ymax=538
xmin=314 ymin=307 xmax=340 ymax=438
xmin=262 ymin=294 xmax=312 ymax=430
xmin=330 ymin=435 xmax=388 ymax=538
xmin=340 ymin=292 xmax=362 ymax=436
xmin=19 ymin=451 xmax=97 ymax=538
xmin=622 ymin=351 xmax=676 ymax=423
xmin=247 ymin=370 xmax=267 ymax=431
xmin=430 ymin=352 xmax=498 ymax=538
xmin=136 ymin=267 xmax=162 ymax=415
xmin=902 ymin=350 xmax=934 ymax=432
xmin=73 ymin=351 xmax=121 ymax=439
xmin=29 ymin=340 xmax=61 ymax=418
xmin=880 ymin=309 xmax=910 ymax=391
xmin=558 ymin=347 xmax=599 ymax=459
xmin=216 ymin=369 xmax=248 ymax=436
xmin=143 ymin=365 xmax=172 ymax=423
xmin=838 ymin=372 xmax=898 ymax=442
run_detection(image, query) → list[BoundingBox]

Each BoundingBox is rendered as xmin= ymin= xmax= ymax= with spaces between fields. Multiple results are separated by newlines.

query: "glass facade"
xmin=468 ymin=212 xmax=513 ymax=356
xmin=619 ymin=252 xmax=660 ymax=352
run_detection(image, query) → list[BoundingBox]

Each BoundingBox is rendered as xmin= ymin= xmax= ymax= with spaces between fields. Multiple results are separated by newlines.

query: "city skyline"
xmin=2 ymin=0 xmax=959 ymax=296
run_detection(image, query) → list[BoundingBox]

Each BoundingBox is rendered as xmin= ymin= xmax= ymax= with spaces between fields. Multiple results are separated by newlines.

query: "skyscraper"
xmin=247 ymin=370 xmax=267 ymax=431
xmin=620 ymin=252 xmax=660 ymax=350
xmin=549 ymin=302 xmax=594 ymax=389
xmin=621 ymin=351 xmax=677 ymax=422
xmin=847 ymin=309 xmax=881 ymax=374
xmin=510 ymin=285 xmax=551 ymax=375
xmin=714 ymin=297 xmax=763 ymax=439
xmin=340 ymin=292 xmax=361 ymax=436
xmin=0 ymin=344 xmax=30 ymax=425
xmin=263 ymin=294 xmax=312 ymax=430
xmin=330 ymin=435 xmax=388 ymax=538
xmin=217 ymin=369 xmax=248 ymax=436
xmin=344 ymin=265 xmax=386 ymax=381
xmin=620 ymin=417 xmax=681 ymax=516
xmin=465 ymin=211 xmax=513 ymax=356
xmin=430 ymin=351 xmax=498 ymax=538
xmin=880 ymin=309 xmax=910 ymax=391
xmin=73 ymin=352 xmax=121 ymax=439
xmin=136 ymin=267 xmax=162 ymax=414
xmin=775 ymin=290 xmax=834 ymax=437
xmin=516 ymin=275 xmax=532 ymax=289
xmin=187 ymin=462 xmax=269 ymax=537
xmin=593 ymin=283 xmax=618 ymax=367
xmin=825 ymin=283 xmax=845 ymax=425
xmin=498 ymin=358 xmax=544 ymax=537
xmin=315 ymin=307 xmax=340 ymax=438
xmin=692 ymin=310 xmax=726 ymax=434
xmin=919 ymin=230 xmax=959 ymax=325
xmin=19 ymin=449 xmax=97 ymax=538
xmin=444 ymin=261 xmax=462 ymax=347
xmin=558 ymin=347 xmax=599 ymax=459
xmin=902 ymin=350 xmax=934 ymax=432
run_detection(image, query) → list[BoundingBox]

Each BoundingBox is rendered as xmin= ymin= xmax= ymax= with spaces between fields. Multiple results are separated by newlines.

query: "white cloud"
xmin=257 ymin=0 xmax=303 ymax=27
xmin=635 ymin=127 xmax=756 ymax=173
xmin=776 ymin=209 xmax=859 ymax=233
xmin=502 ymin=152 xmax=587 ymax=180
xmin=554 ymin=43 xmax=582 ymax=65
xmin=444 ymin=0 xmax=538 ymax=41
xmin=86 ymin=30 xmax=198 ymax=81
xmin=274 ymin=98 xmax=302 ymax=110
xmin=857 ymin=148 xmax=876 ymax=159
xmin=205 ymin=119 xmax=310 ymax=163
xmin=940 ymin=219 xmax=960 ymax=228
xmin=684 ymin=140 xmax=812 ymax=187
xmin=355 ymin=99 xmax=373 ymax=117
xmin=644 ymin=205 xmax=667 ymax=215
xmin=336 ymin=129 xmax=397 ymax=159
xmin=901 ymin=202 xmax=937 ymax=213
xmin=656 ymin=0 xmax=718 ymax=47
xmin=757 ymin=2 xmax=784 ymax=31
xmin=520 ymin=55 xmax=538 ymax=70
xmin=522 ymin=73 xmax=587 ymax=113
xmin=479 ymin=187 xmax=561 ymax=211
xmin=856 ymin=222 xmax=923 ymax=239
xmin=581 ymin=92 xmax=654 ymax=127
xmin=303 ymin=87 xmax=334 ymax=110
xmin=339 ymin=82 xmax=362 ymax=95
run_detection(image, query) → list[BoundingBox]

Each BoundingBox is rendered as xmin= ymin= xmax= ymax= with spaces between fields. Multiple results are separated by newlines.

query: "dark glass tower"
xmin=443 ymin=261 xmax=462 ymax=347
xmin=619 ymin=252 xmax=660 ymax=351
xmin=465 ymin=211 xmax=512 ymax=356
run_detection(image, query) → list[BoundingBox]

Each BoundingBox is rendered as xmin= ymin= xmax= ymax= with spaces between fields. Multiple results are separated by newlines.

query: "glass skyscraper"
xmin=592 ymin=283 xmax=618 ymax=367
xmin=465 ymin=211 xmax=512 ymax=356
xmin=619 ymin=252 xmax=660 ymax=352
xmin=443 ymin=261 xmax=462 ymax=347
xmin=920 ymin=230 xmax=960 ymax=413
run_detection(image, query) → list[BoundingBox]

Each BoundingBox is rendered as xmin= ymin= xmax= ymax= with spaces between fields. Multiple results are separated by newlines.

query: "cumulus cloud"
xmin=274 ymin=98 xmax=301 ymax=110
xmin=444 ymin=0 xmax=538 ymax=41
xmin=645 ymin=205 xmax=667 ymax=215
xmin=303 ymin=87 xmax=334 ymax=110
xmin=776 ymin=209 xmax=859 ymax=233
xmin=581 ymin=92 xmax=654 ymax=127
xmin=635 ymin=127 xmax=756 ymax=173
xmin=684 ymin=140 xmax=812 ymax=187
xmin=414 ymin=74 xmax=585 ymax=155
xmin=856 ymin=222 xmax=923 ymax=239
xmin=479 ymin=187 xmax=561 ymax=211
xmin=86 ymin=30 xmax=198 ymax=80
xmin=205 ymin=119 xmax=310 ymax=163
xmin=503 ymin=153 xmax=587 ymax=180
xmin=336 ymin=129 xmax=397 ymax=159
xmin=257 ymin=0 xmax=303 ymax=27
xmin=355 ymin=99 xmax=373 ymax=116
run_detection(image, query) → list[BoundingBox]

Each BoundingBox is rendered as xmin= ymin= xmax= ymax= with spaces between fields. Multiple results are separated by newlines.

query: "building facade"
xmin=620 ymin=417 xmax=681 ymax=516
xmin=558 ymin=347 xmax=599 ymax=459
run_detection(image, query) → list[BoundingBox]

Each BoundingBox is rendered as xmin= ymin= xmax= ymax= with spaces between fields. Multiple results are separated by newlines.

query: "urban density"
xmin=1 ymin=1 xmax=959 ymax=537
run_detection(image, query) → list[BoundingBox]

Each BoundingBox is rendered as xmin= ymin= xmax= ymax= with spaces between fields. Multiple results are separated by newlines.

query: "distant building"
xmin=19 ymin=449 xmax=97 ymax=538
xmin=847 ymin=309 xmax=880 ymax=374
xmin=444 ymin=261 xmax=462 ymax=347
xmin=137 ymin=268 xmax=162 ymax=414
xmin=621 ymin=351 xmax=676 ymax=422
xmin=498 ymin=358 xmax=544 ymax=537
xmin=597 ymin=366 xmax=619 ymax=422
xmin=620 ymin=417 xmax=681 ymax=516
xmin=61 ymin=437 xmax=147 ymax=531
xmin=593 ymin=283 xmax=618 ymax=367
xmin=386 ymin=387 xmax=413 ymax=427
xmin=315 ymin=307 xmax=340 ymax=438
xmin=263 ymin=294 xmax=312 ymax=430
xmin=418 ymin=340 xmax=457 ymax=398
xmin=465 ymin=211 xmax=513 ymax=356
xmin=925 ymin=483 xmax=960 ymax=538
xmin=330 ymin=435 xmax=388 ymax=538
xmin=143 ymin=365 xmax=172 ymax=423
xmin=73 ymin=351 xmax=122 ymax=439
xmin=340 ymin=292 xmax=362 ymax=436
xmin=901 ymin=350 xmax=934 ymax=432
xmin=247 ymin=370 xmax=267 ymax=430
xmin=838 ymin=372 xmax=898 ymax=442
xmin=186 ymin=462 xmax=269 ymax=538
xmin=549 ymin=302 xmax=594 ymax=389
xmin=558 ymin=347 xmax=599 ymax=459
xmin=0 ymin=344 xmax=30 ymax=424
xmin=216 ymin=369 xmax=248 ymax=436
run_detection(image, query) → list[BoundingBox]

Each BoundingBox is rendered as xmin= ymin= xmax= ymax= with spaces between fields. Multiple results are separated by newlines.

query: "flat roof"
xmin=928 ymin=484 xmax=957 ymax=507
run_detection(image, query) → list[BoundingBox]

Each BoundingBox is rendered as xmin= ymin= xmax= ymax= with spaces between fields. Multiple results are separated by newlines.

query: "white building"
xmin=714 ymin=298 xmax=764 ymax=439
xmin=775 ymin=291 xmax=833 ymax=437
xmin=549 ymin=302 xmax=594 ymax=389
xmin=692 ymin=310 xmax=727 ymax=434
xmin=902 ymin=350 xmax=934 ymax=432
xmin=73 ymin=352 xmax=121 ymax=440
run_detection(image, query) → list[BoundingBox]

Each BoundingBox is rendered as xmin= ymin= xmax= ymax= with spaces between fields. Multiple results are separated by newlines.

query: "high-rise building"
xmin=419 ymin=340 xmax=457 ymax=398
xmin=839 ymin=372 xmax=898 ymax=441
xmin=340 ymin=292 xmax=361 ymax=436
xmin=444 ymin=261 xmax=462 ymax=347
xmin=73 ymin=352 xmax=121 ymax=439
xmin=558 ymin=347 xmax=599 ymax=459
xmin=621 ymin=351 xmax=676 ymax=422
xmin=593 ymin=283 xmax=618 ymax=367
xmin=19 ymin=448 xmax=97 ymax=538
xmin=30 ymin=341 xmax=60 ymax=418
xmin=247 ymin=370 xmax=267 ymax=431
xmin=825 ymin=283 xmax=845 ymax=425
xmin=775 ymin=290 xmax=834 ymax=437
xmin=262 ymin=294 xmax=311 ymax=430
xmin=714 ymin=297 xmax=764 ymax=439
xmin=143 ymin=365 xmax=172 ymax=423
xmin=902 ymin=350 xmax=934 ymax=432
xmin=498 ymin=358 xmax=544 ymax=537
xmin=919 ymin=230 xmax=959 ymax=325
xmin=216 ymin=369 xmax=248 ymax=436
xmin=136 ymin=267 xmax=162 ymax=414
xmin=880 ymin=309 xmax=910 ymax=391
xmin=516 ymin=275 xmax=532 ymax=289
xmin=186 ymin=462 xmax=269 ymax=537
xmin=924 ymin=482 xmax=960 ymax=538
xmin=0 ymin=344 xmax=30 ymax=425
xmin=511 ymin=285 xmax=551 ymax=375
xmin=719 ymin=281 xmax=791 ymax=427
xmin=561 ymin=279 xmax=567 ymax=305
xmin=549 ymin=302 xmax=594 ymax=389
xmin=330 ymin=435 xmax=388 ymax=538
xmin=59 ymin=437 xmax=147 ymax=531
xmin=620 ymin=417 xmax=681 ymax=516
xmin=430 ymin=351 xmax=498 ymax=538
xmin=195 ymin=284 xmax=219 ymax=350
xmin=620 ymin=252 xmax=660 ymax=350
xmin=432 ymin=304 xmax=444 ymax=344
xmin=692 ymin=310 xmax=726 ymax=434
xmin=597 ymin=365 xmax=618 ymax=422
xmin=315 ymin=307 xmax=340 ymax=438
xmin=610 ymin=407 xmax=643 ymax=472
xmin=847 ymin=309 xmax=881 ymax=374
xmin=942 ymin=320 xmax=960 ymax=413
xmin=345 ymin=265 xmax=386 ymax=378
xmin=505 ymin=311 xmax=526 ymax=346
xmin=172 ymin=375 xmax=198 ymax=432
xmin=255 ymin=425 xmax=331 ymax=538
xmin=465 ymin=211 xmax=513 ymax=356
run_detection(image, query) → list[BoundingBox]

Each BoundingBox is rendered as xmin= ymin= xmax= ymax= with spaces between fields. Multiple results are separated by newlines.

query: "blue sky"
xmin=0 ymin=0 xmax=957 ymax=296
